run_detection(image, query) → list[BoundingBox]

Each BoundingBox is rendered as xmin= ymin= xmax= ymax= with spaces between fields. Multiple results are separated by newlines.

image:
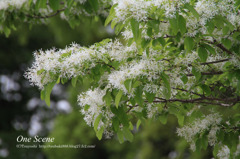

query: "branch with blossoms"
xmin=0 ymin=0 xmax=112 ymax=36
xmin=20 ymin=0 xmax=240 ymax=158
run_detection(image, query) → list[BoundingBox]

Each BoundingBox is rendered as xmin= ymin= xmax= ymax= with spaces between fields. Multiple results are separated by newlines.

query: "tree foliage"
xmin=2 ymin=0 xmax=240 ymax=158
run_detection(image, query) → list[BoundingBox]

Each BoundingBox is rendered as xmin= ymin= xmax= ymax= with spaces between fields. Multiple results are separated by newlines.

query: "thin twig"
xmin=203 ymin=39 xmax=233 ymax=55
xmin=26 ymin=8 xmax=66 ymax=19
xmin=186 ymin=71 xmax=223 ymax=76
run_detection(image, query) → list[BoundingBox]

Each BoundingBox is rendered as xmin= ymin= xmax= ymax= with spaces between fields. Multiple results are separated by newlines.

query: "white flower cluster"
xmin=186 ymin=0 xmax=240 ymax=37
xmin=234 ymin=140 xmax=240 ymax=158
xmin=25 ymin=35 xmax=237 ymax=134
xmin=113 ymin=0 xmax=240 ymax=38
xmin=78 ymin=88 xmax=107 ymax=125
xmin=24 ymin=40 xmax=136 ymax=89
xmin=78 ymin=88 xmax=115 ymax=138
xmin=217 ymin=145 xmax=230 ymax=159
xmin=0 ymin=0 xmax=27 ymax=10
xmin=112 ymin=0 xmax=187 ymax=22
xmin=230 ymin=54 xmax=240 ymax=69
xmin=177 ymin=113 xmax=222 ymax=151
xmin=108 ymin=58 xmax=163 ymax=94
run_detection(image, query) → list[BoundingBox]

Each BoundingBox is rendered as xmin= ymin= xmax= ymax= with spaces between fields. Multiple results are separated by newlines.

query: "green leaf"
xmin=129 ymin=98 xmax=136 ymax=106
xmin=71 ymin=76 xmax=78 ymax=87
xmin=117 ymin=107 xmax=129 ymax=127
xmin=201 ymin=134 xmax=208 ymax=150
xmin=202 ymin=43 xmax=216 ymax=55
xmin=145 ymin=91 xmax=156 ymax=103
xmin=103 ymin=91 xmax=112 ymax=107
xmin=56 ymin=76 xmax=60 ymax=84
xmin=181 ymin=74 xmax=188 ymax=84
xmin=201 ymin=84 xmax=211 ymax=96
xmin=157 ymin=37 xmax=166 ymax=47
xmin=111 ymin=20 xmax=118 ymax=29
xmin=148 ymin=20 xmax=159 ymax=34
xmin=177 ymin=115 xmax=184 ymax=127
xmin=169 ymin=18 xmax=178 ymax=35
xmin=124 ymin=79 xmax=132 ymax=92
xmin=28 ymin=0 xmax=33 ymax=6
xmin=117 ymin=130 xmax=124 ymax=144
xmin=123 ymin=127 xmax=133 ymax=142
xmin=102 ymin=56 xmax=109 ymax=64
xmin=184 ymin=3 xmax=199 ymax=19
xmin=237 ymin=80 xmax=240 ymax=95
xmin=130 ymin=18 xmax=140 ymax=43
xmin=222 ymin=26 xmax=230 ymax=35
xmin=192 ymin=67 xmax=201 ymax=81
xmin=96 ymin=127 xmax=104 ymax=140
xmin=206 ymin=20 xmax=215 ymax=34
xmin=115 ymin=90 xmax=123 ymax=108
xmin=217 ymin=130 xmax=225 ymax=141
xmin=136 ymin=119 xmax=141 ymax=130
xmin=159 ymin=112 xmax=168 ymax=124
xmin=43 ymin=81 xmax=56 ymax=106
xmin=115 ymin=22 xmax=125 ymax=35
xmin=94 ymin=114 xmax=102 ymax=132
xmin=35 ymin=0 xmax=47 ymax=9
xmin=147 ymin=28 xmax=153 ymax=37
xmin=184 ymin=37 xmax=194 ymax=52
xmin=61 ymin=77 xmax=68 ymax=84
xmin=129 ymin=122 xmax=134 ymax=130
xmin=49 ymin=0 xmax=61 ymax=10
xmin=213 ymin=144 xmax=220 ymax=157
xmin=104 ymin=4 xmax=117 ymax=26
xmin=37 ymin=69 xmax=45 ymax=75
xmin=198 ymin=46 xmax=208 ymax=62
xmin=214 ymin=15 xmax=224 ymax=29
xmin=40 ymin=90 xmax=45 ymax=101
xmin=152 ymin=39 xmax=160 ymax=47
xmin=235 ymin=0 xmax=240 ymax=7
xmin=195 ymin=137 xmax=202 ymax=152
xmin=134 ymin=87 xmax=143 ymax=106
xmin=178 ymin=15 xmax=187 ymax=34
xmin=161 ymin=72 xmax=171 ymax=100
xmin=133 ymin=81 xmax=142 ymax=88
xmin=221 ymin=38 xmax=232 ymax=50
xmin=3 ymin=26 xmax=11 ymax=37
xmin=88 ymin=0 xmax=99 ymax=12
xmin=112 ymin=117 xmax=119 ymax=132
xmin=67 ymin=0 xmax=74 ymax=7
xmin=84 ymin=105 xmax=90 ymax=111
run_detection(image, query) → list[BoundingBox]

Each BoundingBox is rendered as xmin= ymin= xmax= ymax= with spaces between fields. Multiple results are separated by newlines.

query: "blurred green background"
xmin=0 ymin=16 xmax=212 ymax=159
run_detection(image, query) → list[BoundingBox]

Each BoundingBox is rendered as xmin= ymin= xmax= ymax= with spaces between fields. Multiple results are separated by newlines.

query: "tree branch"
xmin=200 ymin=58 xmax=230 ymax=65
xmin=203 ymin=39 xmax=233 ymax=55
xmin=126 ymin=105 xmax=139 ymax=113
xmin=154 ymin=96 xmax=240 ymax=107
xmin=186 ymin=71 xmax=223 ymax=76
xmin=26 ymin=8 xmax=66 ymax=19
xmin=126 ymin=96 xmax=240 ymax=113
xmin=172 ymin=87 xmax=204 ymax=97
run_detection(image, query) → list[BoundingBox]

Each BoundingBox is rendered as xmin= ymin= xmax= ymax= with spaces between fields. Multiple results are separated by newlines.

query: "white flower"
xmin=177 ymin=113 xmax=222 ymax=150
xmin=217 ymin=145 xmax=230 ymax=159
xmin=0 ymin=0 xmax=27 ymax=10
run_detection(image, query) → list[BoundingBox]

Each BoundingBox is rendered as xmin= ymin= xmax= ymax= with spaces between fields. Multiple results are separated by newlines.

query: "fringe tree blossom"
xmin=22 ymin=0 xmax=240 ymax=156
xmin=217 ymin=145 xmax=230 ymax=159
xmin=177 ymin=113 xmax=222 ymax=151
xmin=0 ymin=0 xmax=27 ymax=10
